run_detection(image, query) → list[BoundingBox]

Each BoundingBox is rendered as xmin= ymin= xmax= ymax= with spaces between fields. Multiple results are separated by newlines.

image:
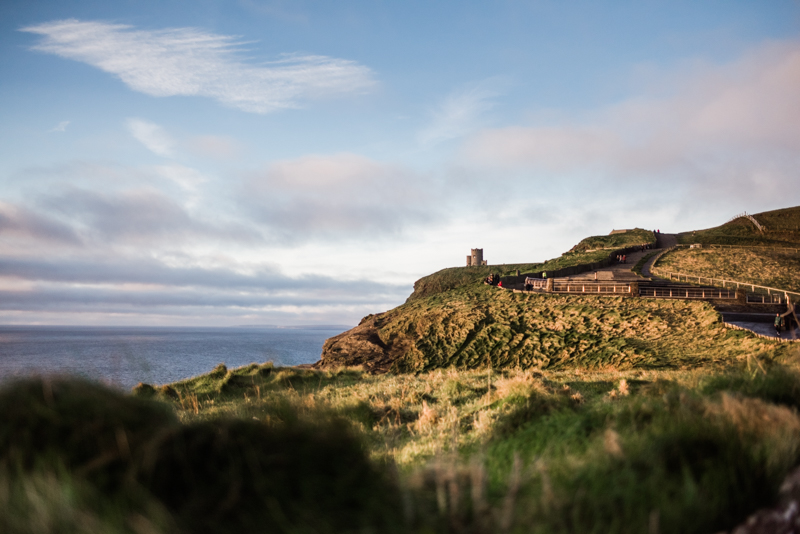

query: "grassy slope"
xmin=568 ymin=227 xmax=655 ymax=252
xmin=321 ymin=284 xmax=790 ymax=373
xmin=656 ymin=247 xmax=800 ymax=293
xmin=409 ymin=228 xmax=655 ymax=302
xmin=677 ymin=205 xmax=800 ymax=246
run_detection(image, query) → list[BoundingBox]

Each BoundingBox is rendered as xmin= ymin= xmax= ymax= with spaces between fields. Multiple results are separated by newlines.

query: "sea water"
xmin=0 ymin=326 xmax=348 ymax=390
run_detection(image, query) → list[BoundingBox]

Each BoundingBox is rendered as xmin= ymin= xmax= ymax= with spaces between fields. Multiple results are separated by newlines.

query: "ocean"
xmin=0 ymin=325 xmax=348 ymax=390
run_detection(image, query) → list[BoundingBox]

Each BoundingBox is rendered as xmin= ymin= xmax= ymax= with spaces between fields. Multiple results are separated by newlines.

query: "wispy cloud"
xmin=418 ymin=81 xmax=501 ymax=145
xmin=126 ymin=118 xmax=175 ymax=157
xmin=48 ymin=120 xmax=69 ymax=133
xmin=22 ymin=19 xmax=376 ymax=113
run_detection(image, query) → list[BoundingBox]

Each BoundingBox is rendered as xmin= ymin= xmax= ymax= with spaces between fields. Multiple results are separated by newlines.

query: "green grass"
xmin=569 ymin=228 xmax=655 ymax=253
xmin=1 ymin=333 xmax=798 ymax=533
xmin=24 ymin=356 xmax=789 ymax=534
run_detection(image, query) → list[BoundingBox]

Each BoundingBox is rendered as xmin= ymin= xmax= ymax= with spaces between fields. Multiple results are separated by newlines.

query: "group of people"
xmin=638 ymin=243 xmax=653 ymax=252
xmin=484 ymin=273 xmax=501 ymax=287
xmin=616 ymin=254 xmax=627 ymax=264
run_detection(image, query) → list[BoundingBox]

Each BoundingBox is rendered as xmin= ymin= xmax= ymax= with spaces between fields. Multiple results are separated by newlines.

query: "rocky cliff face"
xmin=316 ymin=313 xmax=407 ymax=373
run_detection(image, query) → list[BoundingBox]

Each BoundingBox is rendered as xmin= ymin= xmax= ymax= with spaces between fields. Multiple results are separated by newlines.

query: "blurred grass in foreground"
xmin=4 ymin=348 xmax=800 ymax=533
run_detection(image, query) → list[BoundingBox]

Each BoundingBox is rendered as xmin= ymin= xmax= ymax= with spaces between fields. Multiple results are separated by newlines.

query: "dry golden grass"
xmin=656 ymin=247 xmax=800 ymax=293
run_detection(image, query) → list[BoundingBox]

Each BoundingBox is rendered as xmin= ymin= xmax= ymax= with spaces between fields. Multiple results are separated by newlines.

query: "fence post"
xmin=736 ymin=289 xmax=746 ymax=305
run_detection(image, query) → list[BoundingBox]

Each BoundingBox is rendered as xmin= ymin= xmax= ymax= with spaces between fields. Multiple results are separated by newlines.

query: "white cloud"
xmin=463 ymin=40 xmax=800 ymax=206
xmin=48 ymin=120 xmax=70 ymax=133
xmin=126 ymin=118 xmax=175 ymax=157
xmin=22 ymin=19 xmax=376 ymax=113
xmin=418 ymin=81 xmax=500 ymax=145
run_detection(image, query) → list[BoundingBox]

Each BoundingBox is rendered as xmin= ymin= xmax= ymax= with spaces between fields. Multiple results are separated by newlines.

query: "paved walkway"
xmin=726 ymin=321 xmax=800 ymax=341
xmin=563 ymin=236 xmax=673 ymax=282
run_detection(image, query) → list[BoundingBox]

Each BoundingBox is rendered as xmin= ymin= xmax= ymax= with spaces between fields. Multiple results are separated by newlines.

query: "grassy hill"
xmin=655 ymin=247 xmax=800 ymax=293
xmin=677 ymin=205 xmax=800 ymax=247
xmin=321 ymin=283 xmax=790 ymax=374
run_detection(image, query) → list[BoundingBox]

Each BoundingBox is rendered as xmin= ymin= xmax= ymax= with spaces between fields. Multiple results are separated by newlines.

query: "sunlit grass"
xmin=656 ymin=247 xmax=800 ymax=293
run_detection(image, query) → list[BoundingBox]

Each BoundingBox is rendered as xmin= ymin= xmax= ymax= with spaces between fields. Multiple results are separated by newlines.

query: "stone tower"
xmin=466 ymin=248 xmax=487 ymax=267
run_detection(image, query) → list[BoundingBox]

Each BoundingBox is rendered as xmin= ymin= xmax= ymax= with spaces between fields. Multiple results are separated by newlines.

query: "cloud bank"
xmin=22 ymin=19 xmax=376 ymax=113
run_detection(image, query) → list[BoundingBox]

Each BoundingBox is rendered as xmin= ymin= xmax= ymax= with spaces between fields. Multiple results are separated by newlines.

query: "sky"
xmin=1 ymin=1 xmax=799 ymax=327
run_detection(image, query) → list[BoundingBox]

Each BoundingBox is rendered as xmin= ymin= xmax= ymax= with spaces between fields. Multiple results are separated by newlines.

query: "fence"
xmin=639 ymin=286 xmax=737 ymax=299
xmin=747 ymin=293 xmax=790 ymax=305
xmin=651 ymin=268 xmax=800 ymax=302
xmin=727 ymin=212 xmax=765 ymax=233
xmin=525 ymin=277 xmax=548 ymax=289
xmin=674 ymin=243 xmax=800 ymax=254
xmin=551 ymin=282 xmax=632 ymax=294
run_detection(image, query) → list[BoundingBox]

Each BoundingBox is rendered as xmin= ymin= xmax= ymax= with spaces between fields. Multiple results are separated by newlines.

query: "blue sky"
xmin=1 ymin=0 xmax=799 ymax=326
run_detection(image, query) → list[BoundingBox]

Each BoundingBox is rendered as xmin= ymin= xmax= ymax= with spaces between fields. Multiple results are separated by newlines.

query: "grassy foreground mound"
xmin=7 ymin=357 xmax=800 ymax=533
xmin=320 ymin=284 xmax=790 ymax=373
xmin=0 ymin=376 xmax=401 ymax=534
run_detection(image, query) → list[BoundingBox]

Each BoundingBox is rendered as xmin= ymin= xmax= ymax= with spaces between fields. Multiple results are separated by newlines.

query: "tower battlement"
xmin=466 ymin=248 xmax=487 ymax=266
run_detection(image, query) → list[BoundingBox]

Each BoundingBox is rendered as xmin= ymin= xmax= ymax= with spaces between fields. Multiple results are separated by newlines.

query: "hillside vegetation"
xmin=321 ymin=284 xmax=790 ymax=373
xmin=568 ymin=227 xmax=655 ymax=253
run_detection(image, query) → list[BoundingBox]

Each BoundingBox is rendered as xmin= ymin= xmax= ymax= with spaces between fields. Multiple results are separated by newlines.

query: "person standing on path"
xmin=775 ymin=313 xmax=784 ymax=337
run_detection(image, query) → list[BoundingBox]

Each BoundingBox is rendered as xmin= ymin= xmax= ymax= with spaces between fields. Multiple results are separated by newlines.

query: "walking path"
xmin=527 ymin=232 xmax=799 ymax=341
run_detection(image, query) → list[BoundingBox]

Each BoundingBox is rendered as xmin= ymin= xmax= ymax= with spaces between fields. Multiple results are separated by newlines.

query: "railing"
xmin=639 ymin=286 xmax=737 ymax=299
xmin=674 ymin=243 xmax=800 ymax=253
xmin=551 ymin=282 xmax=631 ymax=294
xmin=747 ymin=293 xmax=789 ymax=305
xmin=650 ymin=268 xmax=800 ymax=301
xmin=727 ymin=212 xmax=765 ymax=233
xmin=525 ymin=278 xmax=548 ymax=289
